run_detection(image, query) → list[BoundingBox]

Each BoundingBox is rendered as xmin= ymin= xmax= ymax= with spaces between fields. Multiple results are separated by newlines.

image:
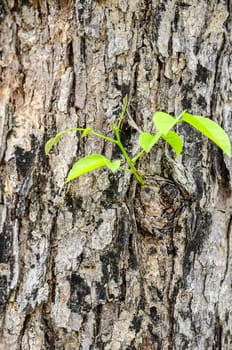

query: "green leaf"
xmin=45 ymin=128 xmax=85 ymax=155
xmin=139 ymin=132 xmax=154 ymax=152
xmin=122 ymin=95 xmax=128 ymax=111
xmin=107 ymin=160 xmax=121 ymax=173
xmin=45 ymin=134 xmax=62 ymax=155
xmin=118 ymin=95 xmax=128 ymax=129
xmin=82 ymin=127 xmax=92 ymax=138
xmin=182 ymin=113 xmax=231 ymax=157
xmin=162 ymin=131 xmax=183 ymax=155
xmin=66 ymin=154 xmax=120 ymax=183
xmin=153 ymin=112 xmax=177 ymax=135
xmin=139 ymin=132 xmax=162 ymax=153
xmin=45 ymin=137 xmax=58 ymax=155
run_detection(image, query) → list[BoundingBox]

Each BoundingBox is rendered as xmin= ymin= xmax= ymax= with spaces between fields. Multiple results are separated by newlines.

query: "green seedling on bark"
xmin=45 ymin=96 xmax=231 ymax=186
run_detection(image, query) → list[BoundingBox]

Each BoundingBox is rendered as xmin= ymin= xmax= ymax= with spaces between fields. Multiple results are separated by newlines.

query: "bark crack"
xmin=41 ymin=212 xmax=59 ymax=349
xmin=18 ymin=314 xmax=31 ymax=350
xmin=167 ymin=228 xmax=176 ymax=349
xmin=220 ymin=214 xmax=232 ymax=286
xmin=209 ymin=32 xmax=226 ymax=116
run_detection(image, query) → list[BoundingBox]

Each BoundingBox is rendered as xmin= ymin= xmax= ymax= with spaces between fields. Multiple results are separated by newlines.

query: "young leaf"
xmin=66 ymin=154 xmax=120 ymax=183
xmin=118 ymin=95 xmax=128 ymax=129
xmin=182 ymin=113 xmax=231 ymax=157
xmin=153 ymin=112 xmax=177 ymax=135
xmin=45 ymin=128 xmax=85 ymax=155
xmin=82 ymin=127 xmax=92 ymax=138
xmin=139 ymin=131 xmax=162 ymax=153
xmin=45 ymin=136 xmax=61 ymax=155
xmin=107 ymin=160 xmax=121 ymax=173
xmin=139 ymin=132 xmax=154 ymax=152
xmin=162 ymin=131 xmax=183 ymax=155
xmin=122 ymin=95 xmax=128 ymax=111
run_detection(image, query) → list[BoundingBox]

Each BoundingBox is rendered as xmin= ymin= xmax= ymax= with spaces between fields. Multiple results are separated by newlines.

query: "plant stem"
xmin=114 ymin=128 xmax=144 ymax=185
xmin=90 ymin=131 xmax=118 ymax=144
xmin=91 ymin=128 xmax=144 ymax=184
xmin=117 ymin=95 xmax=128 ymax=130
xmin=176 ymin=110 xmax=187 ymax=122
xmin=132 ymin=150 xmax=145 ymax=163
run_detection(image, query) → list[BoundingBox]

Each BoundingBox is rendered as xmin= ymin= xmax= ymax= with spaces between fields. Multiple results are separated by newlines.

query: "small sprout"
xmin=82 ymin=127 xmax=92 ymax=138
xmin=139 ymin=132 xmax=162 ymax=153
xmin=45 ymin=97 xmax=231 ymax=185
xmin=153 ymin=111 xmax=178 ymax=135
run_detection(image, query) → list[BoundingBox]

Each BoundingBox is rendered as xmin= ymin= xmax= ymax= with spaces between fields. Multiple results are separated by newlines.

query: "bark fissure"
xmin=209 ymin=32 xmax=226 ymax=116
xmin=166 ymin=227 xmax=176 ymax=349
xmin=18 ymin=313 xmax=31 ymax=350
xmin=220 ymin=214 xmax=232 ymax=286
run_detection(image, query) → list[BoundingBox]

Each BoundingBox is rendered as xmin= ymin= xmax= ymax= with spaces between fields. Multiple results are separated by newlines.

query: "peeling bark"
xmin=0 ymin=1 xmax=231 ymax=349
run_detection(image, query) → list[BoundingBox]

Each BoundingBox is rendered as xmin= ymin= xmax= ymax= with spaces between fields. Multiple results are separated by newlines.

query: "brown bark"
xmin=0 ymin=1 xmax=231 ymax=349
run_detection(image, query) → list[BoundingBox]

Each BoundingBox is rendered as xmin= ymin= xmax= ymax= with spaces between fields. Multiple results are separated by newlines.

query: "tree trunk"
xmin=0 ymin=1 xmax=231 ymax=349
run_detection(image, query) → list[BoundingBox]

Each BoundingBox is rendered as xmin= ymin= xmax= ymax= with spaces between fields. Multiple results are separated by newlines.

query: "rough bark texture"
xmin=0 ymin=0 xmax=232 ymax=349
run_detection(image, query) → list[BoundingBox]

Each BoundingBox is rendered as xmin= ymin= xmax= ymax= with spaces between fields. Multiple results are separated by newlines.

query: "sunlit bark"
xmin=0 ymin=1 xmax=231 ymax=349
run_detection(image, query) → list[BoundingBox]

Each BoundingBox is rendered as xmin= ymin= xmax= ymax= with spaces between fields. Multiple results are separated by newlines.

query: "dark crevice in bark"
xmin=130 ymin=313 xmax=143 ymax=334
xmin=42 ymin=314 xmax=56 ymax=350
xmin=15 ymin=135 xmax=38 ymax=178
xmin=45 ymin=0 xmax=51 ymax=16
xmin=220 ymin=214 xmax=232 ymax=286
xmin=65 ymin=38 xmax=75 ymax=112
xmin=211 ymin=148 xmax=231 ymax=195
xmin=119 ymin=264 xmax=127 ymax=302
xmin=218 ymin=159 xmax=231 ymax=195
xmin=68 ymin=273 xmax=91 ymax=313
xmin=210 ymin=32 xmax=226 ymax=116
xmin=41 ymin=213 xmax=59 ymax=349
xmin=13 ymin=20 xmax=26 ymax=101
xmin=166 ymin=228 xmax=177 ymax=349
xmin=0 ymin=0 xmax=8 ymax=22
xmin=224 ymin=0 xmax=232 ymax=32
xmin=202 ymin=272 xmax=208 ymax=303
xmin=156 ymin=56 xmax=163 ymax=83
xmin=36 ymin=2 xmax=43 ymax=23
xmin=45 ymin=79 xmax=58 ymax=113
xmin=94 ymin=303 xmax=103 ymax=338
xmin=0 ymin=208 xmax=13 ymax=264
xmin=0 ymin=104 xmax=13 ymax=163
xmin=213 ymin=311 xmax=223 ymax=350
xmin=80 ymin=36 xmax=87 ymax=63
xmin=0 ymin=275 xmax=7 ymax=315
xmin=137 ymin=283 xmax=146 ymax=313
xmin=48 ymin=215 xmax=59 ymax=304
xmin=139 ymin=0 xmax=154 ymax=49
xmin=9 ymin=0 xmax=20 ymax=13
xmin=13 ymin=217 xmax=24 ymax=301
xmin=172 ymin=5 xmax=179 ymax=33
xmin=183 ymin=206 xmax=212 ymax=281
xmin=153 ymin=2 xmax=166 ymax=45
xmin=15 ymin=181 xmax=31 ymax=219
xmin=131 ymin=50 xmax=140 ymax=113
xmin=128 ymin=226 xmax=138 ymax=271
xmin=18 ymin=313 xmax=31 ymax=350
xmin=180 ymin=81 xmax=194 ymax=110
xmin=175 ymin=2 xmax=191 ymax=8
xmin=100 ymin=173 xmax=119 ymax=208
xmin=195 ymin=63 xmax=211 ymax=84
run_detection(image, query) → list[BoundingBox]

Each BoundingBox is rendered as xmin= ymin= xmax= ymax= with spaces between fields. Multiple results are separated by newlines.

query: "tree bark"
xmin=0 ymin=1 xmax=231 ymax=349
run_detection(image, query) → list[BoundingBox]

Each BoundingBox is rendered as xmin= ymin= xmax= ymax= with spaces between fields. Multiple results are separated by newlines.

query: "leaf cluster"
xmin=45 ymin=97 xmax=231 ymax=186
